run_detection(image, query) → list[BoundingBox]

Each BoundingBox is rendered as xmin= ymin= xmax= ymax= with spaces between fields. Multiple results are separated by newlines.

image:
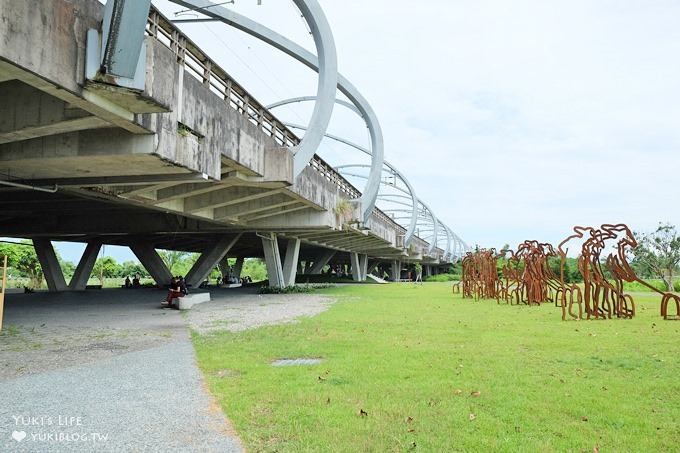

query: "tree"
xmin=242 ymin=258 xmax=267 ymax=282
xmin=158 ymin=250 xmax=189 ymax=275
xmin=91 ymin=257 xmax=117 ymax=286
xmin=0 ymin=240 xmax=43 ymax=289
xmin=630 ymin=223 xmax=680 ymax=292
xmin=120 ymin=261 xmax=146 ymax=279
xmin=59 ymin=259 xmax=76 ymax=280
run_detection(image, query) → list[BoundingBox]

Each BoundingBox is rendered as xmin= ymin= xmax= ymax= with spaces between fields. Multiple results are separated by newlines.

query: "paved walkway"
xmin=0 ymin=287 xmax=334 ymax=452
xmin=0 ymin=288 xmax=241 ymax=452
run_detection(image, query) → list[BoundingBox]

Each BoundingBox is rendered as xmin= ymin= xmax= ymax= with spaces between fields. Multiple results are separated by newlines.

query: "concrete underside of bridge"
xmin=0 ymin=0 xmax=449 ymax=291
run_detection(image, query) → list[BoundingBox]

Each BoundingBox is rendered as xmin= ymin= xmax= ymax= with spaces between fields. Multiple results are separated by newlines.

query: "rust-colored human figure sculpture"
xmin=557 ymin=226 xmax=590 ymax=320
xmin=496 ymin=241 xmax=559 ymax=306
xmin=518 ymin=240 xmax=558 ymax=305
xmin=461 ymin=223 xmax=679 ymax=320
xmin=558 ymin=224 xmax=631 ymax=319
xmin=604 ymin=224 xmax=679 ymax=320
xmin=462 ymin=249 xmax=500 ymax=301
xmin=498 ymin=248 xmax=522 ymax=304
xmin=558 ymin=223 xmax=679 ymax=320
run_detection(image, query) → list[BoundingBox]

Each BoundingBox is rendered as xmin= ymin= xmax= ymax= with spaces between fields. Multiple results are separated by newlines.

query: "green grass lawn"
xmin=191 ymin=283 xmax=679 ymax=452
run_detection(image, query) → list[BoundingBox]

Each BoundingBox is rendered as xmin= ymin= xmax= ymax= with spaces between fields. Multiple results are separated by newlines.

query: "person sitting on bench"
xmin=162 ymin=276 xmax=184 ymax=307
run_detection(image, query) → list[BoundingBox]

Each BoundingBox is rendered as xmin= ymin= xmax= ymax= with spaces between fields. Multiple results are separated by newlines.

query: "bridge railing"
xmin=145 ymin=7 xmax=435 ymax=255
xmin=146 ymin=7 xmax=298 ymax=148
xmin=308 ymin=154 xmax=361 ymax=199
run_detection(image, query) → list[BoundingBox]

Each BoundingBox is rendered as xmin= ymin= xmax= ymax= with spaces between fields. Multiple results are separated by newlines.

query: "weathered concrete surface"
xmin=0 ymin=0 xmax=449 ymax=293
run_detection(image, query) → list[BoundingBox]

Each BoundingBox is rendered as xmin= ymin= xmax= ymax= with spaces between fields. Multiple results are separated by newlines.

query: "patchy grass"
xmin=191 ymin=283 xmax=679 ymax=452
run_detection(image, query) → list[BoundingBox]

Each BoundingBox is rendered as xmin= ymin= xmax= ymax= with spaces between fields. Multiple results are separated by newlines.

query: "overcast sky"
xmin=54 ymin=0 xmax=680 ymax=263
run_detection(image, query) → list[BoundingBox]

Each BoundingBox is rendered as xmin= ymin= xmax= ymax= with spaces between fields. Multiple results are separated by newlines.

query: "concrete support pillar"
xmin=309 ymin=249 xmax=335 ymax=274
xmin=282 ymin=238 xmax=301 ymax=287
xmin=424 ymin=265 xmax=432 ymax=277
xmin=391 ymin=260 xmax=401 ymax=282
xmin=68 ymin=241 xmax=102 ymax=290
xmin=185 ymin=234 xmax=242 ymax=288
xmin=367 ymin=260 xmax=379 ymax=276
xmin=233 ymin=257 xmax=245 ymax=280
xmin=130 ymin=242 xmax=173 ymax=288
xmin=350 ymin=252 xmax=368 ymax=282
xmin=261 ymin=233 xmax=284 ymax=288
xmin=33 ymin=238 xmax=67 ymax=292
xmin=218 ymin=257 xmax=230 ymax=281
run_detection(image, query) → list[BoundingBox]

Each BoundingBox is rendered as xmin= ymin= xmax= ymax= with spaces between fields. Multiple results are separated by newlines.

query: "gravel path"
xmin=0 ymin=287 xmax=337 ymax=452
xmin=187 ymin=289 xmax=335 ymax=334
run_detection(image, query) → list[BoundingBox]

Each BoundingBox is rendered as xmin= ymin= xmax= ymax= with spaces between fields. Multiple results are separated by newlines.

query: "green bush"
xmin=258 ymin=284 xmax=333 ymax=294
xmin=424 ymin=273 xmax=458 ymax=282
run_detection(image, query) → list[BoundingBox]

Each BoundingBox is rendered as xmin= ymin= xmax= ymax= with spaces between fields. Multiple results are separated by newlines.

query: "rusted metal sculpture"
xmin=558 ymin=223 xmax=679 ymax=320
xmin=495 ymin=241 xmax=560 ymax=306
xmin=497 ymin=248 xmax=522 ymax=304
xmin=461 ymin=223 xmax=678 ymax=320
xmin=558 ymin=224 xmax=636 ymax=320
xmin=461 ymin=249 xmax=500 ymax=301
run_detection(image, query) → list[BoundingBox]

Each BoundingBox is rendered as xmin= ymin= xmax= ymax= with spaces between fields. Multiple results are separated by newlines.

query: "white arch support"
xmin=167 ymin=0 xmax=338 ymax=177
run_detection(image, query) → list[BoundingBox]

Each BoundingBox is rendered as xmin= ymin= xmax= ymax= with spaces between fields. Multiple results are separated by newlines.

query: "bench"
xmin=171 ymin=292 xmax=210 ymax=310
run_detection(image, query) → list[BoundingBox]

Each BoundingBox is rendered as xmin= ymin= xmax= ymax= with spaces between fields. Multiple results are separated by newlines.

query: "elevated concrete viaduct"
xmin=0 ymin=0 xmax=467 ymax=291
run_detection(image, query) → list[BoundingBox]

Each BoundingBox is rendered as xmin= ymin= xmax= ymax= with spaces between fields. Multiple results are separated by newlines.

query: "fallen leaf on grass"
xmin=409 ymin=441 xmax=417 ymax=448
xmin=594 ymin=445 xmax=599 ymax=453
xmin=454 ymin=389 xmax=463 ymax=395
xmin=405 ymin=416 xmax=413 ymax=425
xmin=581 ymin=416 xmax=588 ymax=422
xmin=469 ymin=413 xmax=476 ymax=421
xmin=318 ymin=376 xmax=326 ymax=382
xmin=357 ymin=409 xmax=368 ymax=417
xmin=601 ymin=386 xmax=607 ymax=391
xmin=471 ymin=391 xmax=481 ymax=397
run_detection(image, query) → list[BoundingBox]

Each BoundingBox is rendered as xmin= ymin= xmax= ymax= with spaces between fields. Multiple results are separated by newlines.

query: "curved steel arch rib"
xmin=278 ymin=104 xmax=414 ymax=234
xmin=333 ymin=163 xmax=418 ymax=246
xmin=267 ymin=96 xmax=384 ymax=226
xmin=166 ymin=0 xmax=338 ymax=178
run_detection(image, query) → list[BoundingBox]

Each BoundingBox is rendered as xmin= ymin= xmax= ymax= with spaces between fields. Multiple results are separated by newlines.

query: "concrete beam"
xmin=308 ymin=249 xmax=335 ymax=274
xmin=185 ymin=234 xmax=242 ymax=288
xmin=261 ymin=233 xmax=284 ymax=288
xmin=68 ymin=240 xmax=102 ymax=290
xmin=233 ymin=256 xmax=244 ymax=280
xmin=33 ymin=238 xmax=67 ymax=291
xmin=242 ymin=203 xmax=310 ymax=222
xmin=184 ymin=187 xmax=282 ymax=213
xmin=391 ymin=260 xmax=402 ymax=282
xmin=350 ymin=252 xmax=367 ymax=282
xmin=214 ymin=195 xmax=300 ymax=221
xmin=282 ymin=238 xmax=301 ymax=287
xmin=129 ymin=242 xmax=173 ymax=288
